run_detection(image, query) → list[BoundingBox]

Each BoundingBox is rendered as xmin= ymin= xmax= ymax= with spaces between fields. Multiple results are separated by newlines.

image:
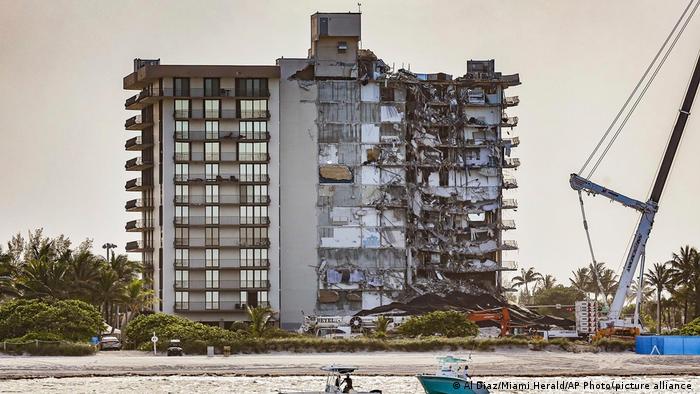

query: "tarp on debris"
xmin=354 ymin=291 xmax=574 ymax=330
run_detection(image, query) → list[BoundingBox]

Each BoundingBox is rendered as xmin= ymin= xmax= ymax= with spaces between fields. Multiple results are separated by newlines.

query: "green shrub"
xmin=1 ymin=340 xmax=96 ymax=356
xmin=0 ymin=299 xmax=102 ymax=342
xmin=679 ymin=317 xmax=700 ymax=336
xmin=593 ymin=338 xmax=635 ymax=352
xmin=124 ymin=313 xmax=241 ymax=350
xmin=397 ymin=311 xmax=479 ymax=338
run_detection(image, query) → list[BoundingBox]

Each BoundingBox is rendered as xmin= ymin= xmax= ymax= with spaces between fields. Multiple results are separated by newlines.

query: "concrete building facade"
xmin=124 ymin=12 xmax=520 ymax=329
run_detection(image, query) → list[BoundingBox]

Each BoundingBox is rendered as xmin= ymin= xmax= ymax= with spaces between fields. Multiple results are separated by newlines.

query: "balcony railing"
xmin=174 ymin=301 xmax=270 ymax=312
xmin=239 ymin=174 xmax=269 ymax=183
xmin=503 ymin=158 xmax=521 ymax=168
xmin=239 ymin=110 xmax=270 ymax=120
xmin=174 ymin=130 xmax=270 ymax=141
xmin=502 ymin=240 xmax=518 ymax=250
xmin=504 ymin=96 xmax=520 ymax=106
xmin=125 ymin=136 xmax=153 ymax=150
xmin=174 ymin=238 xmax=270 ymax=248
xmin=174 ymin=109 xmax=238 ymax=119
xmin=174 ymin=280 xmax=270 ymax=290
xmin=174 ymin=173 xmax=238 ymax=183
xmin=125 ymin=157 xmax=153 ymax=170
xmin=175 ymin=259 xmax=270 ymax=269
xmin=502 ymin=198 xmax=518 ymax=209
xmin=174 ymin=216 xmax=243 ymax=226
xmin=499 ymin=219 xmax=516 ymax=230
xmin=125 ymin=115 xmax=152 ymax=130
xmin=125 ymin=240 xmax=152 ymax=252
xmin=503 ymin=178 xmax=518 ymax=189
xmin=125 ymin=178 xmax=152 ymax=191
xmin=175 ymin=195 xmax=270 ymax=205
xmin=238 ymin=153 xmax=270 ymax=162
xmin=125 ymin=198 xmax=152 ymax=211
xmin=125 ymin=220 xmax=153 ymax=231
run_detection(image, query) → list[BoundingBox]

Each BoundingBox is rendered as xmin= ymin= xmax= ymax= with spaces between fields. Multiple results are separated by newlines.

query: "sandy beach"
xmin=0 ymin=350 xmax=699 ymax=380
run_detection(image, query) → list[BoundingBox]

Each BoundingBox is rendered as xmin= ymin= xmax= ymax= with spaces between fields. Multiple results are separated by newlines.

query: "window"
xmin=175 ymin=99 xmax=190 ymax=118
xmin=205 ymin=227 xmax=219 ymax=246
xmin=205 ymin=163 xmax=219 ymax=181
xmin=174 ymin=78 xmax=190 ymax=96
xmin=175 ymin=291 xmax=189 ymax=310
xmin=240 ymin=248 xmax=267 ymax=267
xmin=175 ymin=227 xmax=189 ymax=246
xmin=205 ymin=206 xmax=219 ymax=225
xmin=236 ymin=78 xmax=268 ymax=97
xmin=241 ymin=185 xmax=268 ymax=204
xmin=205 ymin=185 xmax=219 ymax=203
xmin=240 ymin=269 xmax=267 ymax=288
xmin=239 ymin=121 xmax=267 ymax=139
xmin=239 ymin=291 xmax=248 ymax=307
xmin=175 ymin=163 xmax=189 ymax=182
xmin=175 ymin=206 xmax=189 ymax=224
xmin=204 ymin=78 xmax=220 ymax=97
xmin=175 ymin=185 xmax=189 ymax=203
xmin=204 ymin=99 xmax=220 ymax=118
xmin=238 ymin=99 xmax=267 ymax=119
xmin=205 ymin=248 xmax=219 ymax=267
xmin=175 ymin=249 xmax=189 ymax=268
xmin=205 ymin=121 xmax=219 ymax=139
xmin=240 ymin=206 xmax=267 ymax=225
xmin=240 ymin=164 xmax=267 ymax=182
xmin=205 ymin=291 xmax=219 ymax=310
xmin=258 ymin=291 xmax=269 ymax=306
xmin=175 ymin=120 xmax=189 ymax=139
xmin=238 ymin=142 xmax=267 ymax=162
xmin=205 ymin=270 xmax=219 ymax=288
xmin=337 ymin=41 xmax=348 ymax=53
xmin=205 ymin=142 xmax=220 ymax=161
xmin=241 ymin=227 xmax=267 ymax=247
xmin=175 ymin=270 xmax=189 ymax=288
xmin=175 ymin=142 xmax=190 ymax=161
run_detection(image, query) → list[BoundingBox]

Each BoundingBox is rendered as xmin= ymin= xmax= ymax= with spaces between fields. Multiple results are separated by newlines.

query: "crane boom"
xmin=570 ymin=51 xmax=700 ymax=327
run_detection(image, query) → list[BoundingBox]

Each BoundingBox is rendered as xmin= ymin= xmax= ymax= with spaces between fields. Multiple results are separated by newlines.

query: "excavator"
xmin=570 ymin=5 xmax=700 ymax=339
xmin=467 ymin=308 xmax=511 ymax=337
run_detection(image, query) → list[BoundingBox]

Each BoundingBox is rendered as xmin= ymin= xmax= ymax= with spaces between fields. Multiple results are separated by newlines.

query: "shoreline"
xmin=1 ymin=350 xmax=700 ymax=380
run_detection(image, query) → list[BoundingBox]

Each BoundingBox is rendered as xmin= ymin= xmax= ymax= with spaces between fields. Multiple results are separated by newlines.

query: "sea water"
xmin=0 ymin=375 xmax=698 ymax=393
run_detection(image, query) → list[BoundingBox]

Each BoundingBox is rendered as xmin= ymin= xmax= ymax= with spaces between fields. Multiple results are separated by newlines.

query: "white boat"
xmin=416 ymin=356 xmax=490 ymax=394
xmin=279 ymin=365 xmax=382 ymax=394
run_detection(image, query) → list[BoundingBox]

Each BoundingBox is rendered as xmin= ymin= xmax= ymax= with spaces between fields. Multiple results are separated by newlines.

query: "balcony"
xmin=503 ymin=178 xmax=518 ymax=189
xmin=125 ymin=136 xmax=153 ymax=151
xmin=174 ymin=301 xmax=270 ymax=313
xmin=174 ymin=280 xmax=270 ymax=290
xmin=238 ymin=153 xmax=270 ymax=163
xmin=125 ymin=240 xmax=152 ymax=253
xmin=174 ymin=109 xmax=238 ymax=120
xmin=125 ymin=157 xmax=153 ymax=171
xmin=501 ymin=116 xmax=519 ymax=128
xmin=238 ymin=109 xmax=270 ymax=120
xmin=502 ymin=198 xmax=518 ymax=210
xmin=125 ymin=115 xmax=153 ymax=130
xmin=174 ymin=238 xmax=270 ymax=248
xmin=174 ymin=173 xmax=238 ymax=183
xmin=125 ymin=177 xmax=152 ymax=191
xmin=125 ymin=198 xmax=153 ymax=212
xmin=498 ymin=219 xmax=516 ymax=230
xmin=502 ymin=136 xmax=520 ymax=148
xmin=174 ymin=216 xmax=242 ymax=226
xmin=501 ymin=240 xmax=518 ymax=250
xmin=175 ymin=130 xmax=240 ymax=141
xmin=503 ymin=158 xmax=521 ymax=168
xmin=175 ymin=152 xmax=239 ymax=162
xmin=175 ymin=259 xmax=270 ymax=270
xmin=239 ymin=174 xmax=270 ymax=184
xmin=125 ymin=219 xmax=153 ymax=232
xmin=504 ymin=96 xmax=520 ymax=107
xmin=500 ymin=261 xmax=518 ymax=271
xmin=176 ymin=195 xmax=270 ymax=205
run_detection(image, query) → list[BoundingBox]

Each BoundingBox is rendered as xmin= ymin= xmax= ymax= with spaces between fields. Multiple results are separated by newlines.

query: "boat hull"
xmin=417 ymin=375 xmax=490 ymax=394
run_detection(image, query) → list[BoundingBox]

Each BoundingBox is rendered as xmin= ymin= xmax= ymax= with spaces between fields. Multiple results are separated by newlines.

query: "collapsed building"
xmin=278 ymin=12 xmax=520 ymax=324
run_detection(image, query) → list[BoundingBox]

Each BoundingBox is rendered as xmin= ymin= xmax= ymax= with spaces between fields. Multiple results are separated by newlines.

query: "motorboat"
xmin=416 ymin=356 xmax=490 ymax=394
xmin=279 ymin=365 xmax=382 ymax=394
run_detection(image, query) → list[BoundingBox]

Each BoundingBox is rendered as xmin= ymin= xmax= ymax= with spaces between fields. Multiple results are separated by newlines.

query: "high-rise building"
xmin=124 ymin=12 xmax=519 ymax=329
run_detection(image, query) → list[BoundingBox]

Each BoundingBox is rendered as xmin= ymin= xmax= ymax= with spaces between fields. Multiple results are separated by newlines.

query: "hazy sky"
xmin=1 ymin=0 xmax=699 ymax=284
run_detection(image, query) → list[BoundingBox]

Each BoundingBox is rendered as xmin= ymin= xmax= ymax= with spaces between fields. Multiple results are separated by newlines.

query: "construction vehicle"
xmin=570 ymin=14 xmax=700 ymax=339
xmin=467 ymin=307 xmax=511 ymax=337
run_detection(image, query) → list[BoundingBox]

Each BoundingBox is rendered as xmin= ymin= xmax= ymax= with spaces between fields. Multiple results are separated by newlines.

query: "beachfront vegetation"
xmin=0 ymin=298 xmax=102 ymax=342
xmin=0 ymin=229 xmax=152 ymax=330
xmin=397 ymin=310 xmax=479 ymax=338
xmin=679 ymin=316 xmax=700 ymax=336
xmin=513 ymin=244 xmax=700 ymax=330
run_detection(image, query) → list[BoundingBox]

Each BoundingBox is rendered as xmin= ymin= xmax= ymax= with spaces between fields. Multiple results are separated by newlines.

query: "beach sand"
xmin=0 ymin=349 xmax=699 ymax=379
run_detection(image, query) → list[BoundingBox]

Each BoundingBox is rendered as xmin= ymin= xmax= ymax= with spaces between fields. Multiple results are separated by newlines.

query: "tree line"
xmin=509 ymin=245 xmax=700 ymax=332
xmin=0 ymin=229 xmax=152 ymax=330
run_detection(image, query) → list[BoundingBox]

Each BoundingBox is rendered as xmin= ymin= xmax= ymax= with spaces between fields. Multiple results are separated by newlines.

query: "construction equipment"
xmin=570 ymin=18 xmax=700 ymax=337
xmin=467 ymin=307 xmax=511 ymax=337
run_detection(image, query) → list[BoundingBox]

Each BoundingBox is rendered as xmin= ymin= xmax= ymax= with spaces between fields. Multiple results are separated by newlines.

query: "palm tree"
xmin=511 ymin=267 xmax=542 ymax=304
xmin=569 ymin=267 xmax=591 ymax=296
xmin=67 ymin=250 xmax=102 ymax=302
xmin=669 ymin=245 xmax=700 ymax=320
xmin=94 ymin=269 xmax=123 ymax=327
xmin=645 ymin=262 xmax=673 ymax=333
xmin=246 ymin=305 xmax=273 ymax=337
xmin=16 ymin=252 xmax=71 ymax=299
xmin=539 ymin=274 xmax=557 ymax=291
xmin=122 ymin=279 xmax=154 ymax=325
xmin=599 ymin=268 xmax=619 ymax=304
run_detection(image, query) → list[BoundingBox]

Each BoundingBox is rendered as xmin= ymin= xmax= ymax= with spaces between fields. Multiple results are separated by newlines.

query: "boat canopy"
xmin=437 ymin=356 xmax=468 ymax=364
xmin=320 ymin=365 xmax=358 ymax=374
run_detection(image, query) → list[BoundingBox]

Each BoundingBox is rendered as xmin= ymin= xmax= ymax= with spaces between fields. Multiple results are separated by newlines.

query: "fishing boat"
xmin=416 ymin=356 xmax=490 ymax=394
xmin=279 ymin=365 xmax=382 ymax=394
